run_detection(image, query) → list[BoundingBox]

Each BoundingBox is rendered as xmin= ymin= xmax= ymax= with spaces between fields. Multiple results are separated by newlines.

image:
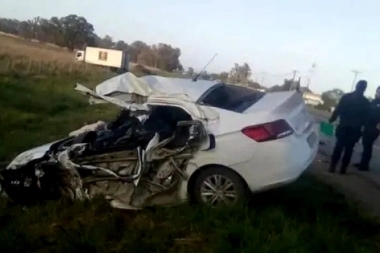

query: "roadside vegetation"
xmin=0 ymin=34 xmax=187 ymax=78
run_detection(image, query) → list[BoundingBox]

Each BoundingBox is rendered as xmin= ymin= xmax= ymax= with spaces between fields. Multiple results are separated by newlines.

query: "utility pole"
xmin=306 ymin=78 xmax=311 ymax=88
xmin=290 ymin=70 xmax=298 ymax=91
xmin=297 ymin=77 xmax=301 ymax=92
xmin=351 ymin=70 xmax=361 ymax=91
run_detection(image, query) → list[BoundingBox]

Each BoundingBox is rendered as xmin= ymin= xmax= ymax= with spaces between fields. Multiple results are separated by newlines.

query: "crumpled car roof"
xmin=140 ymin=75 xmax=218 ymax=101
xmin=95 ymin=73 xmax=218 ymax=102
xmin=95 ymin=72 xmax=155 ymax=97
xmin=76 ymin=73 xmax=220 ymax=123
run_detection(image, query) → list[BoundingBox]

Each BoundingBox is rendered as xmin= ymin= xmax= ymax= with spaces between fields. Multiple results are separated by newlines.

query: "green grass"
xmin=0 ymin=73 xmax=118 ymax=162
xmin=0 ymin=74 xmax=379 ymax=252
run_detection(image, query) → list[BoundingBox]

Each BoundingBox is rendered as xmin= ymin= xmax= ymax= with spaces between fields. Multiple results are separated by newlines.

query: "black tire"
xmin=191 ymin=166 xmax=249 ymax=206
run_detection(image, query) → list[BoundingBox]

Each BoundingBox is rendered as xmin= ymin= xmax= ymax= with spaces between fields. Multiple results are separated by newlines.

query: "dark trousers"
xmin=359 ymin=128 xmax=379 ymax=170
xmin=331 ymin=126 xmax=361 ymax=173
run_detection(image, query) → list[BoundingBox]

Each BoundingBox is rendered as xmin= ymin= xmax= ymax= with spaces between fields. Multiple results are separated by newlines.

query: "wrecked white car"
xmin=0 ymin=73 xmax=319 ymax=209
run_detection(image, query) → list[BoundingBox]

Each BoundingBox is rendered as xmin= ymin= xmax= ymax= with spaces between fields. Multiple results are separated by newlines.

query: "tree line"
xmin=0 ymin=15 xmax=184 ymax=72
xmin=0 ymin=14 xmax=288 ymax=89
xmin=0 ymin=14 xmax=262 ymax=86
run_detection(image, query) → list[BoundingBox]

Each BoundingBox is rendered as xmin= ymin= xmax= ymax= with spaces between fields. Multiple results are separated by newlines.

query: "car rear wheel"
xmin=192 ymin=167 xmax=249 ymax=206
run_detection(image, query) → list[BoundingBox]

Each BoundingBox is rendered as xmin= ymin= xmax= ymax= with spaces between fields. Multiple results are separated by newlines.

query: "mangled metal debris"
xmin=0 ymin=73 xmax=217 ymax=209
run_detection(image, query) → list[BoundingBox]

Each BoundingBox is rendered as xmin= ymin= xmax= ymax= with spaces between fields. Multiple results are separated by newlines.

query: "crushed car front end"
xmin=0 ymin=137 xmax=74 ymax=204
xmin=0 ymin=74 xmax=217 ymax=209
xmin=1 ymin=109 xmax=212 ymax=209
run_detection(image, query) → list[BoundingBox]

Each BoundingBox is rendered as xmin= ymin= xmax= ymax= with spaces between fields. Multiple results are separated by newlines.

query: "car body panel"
xmin=6 ymin=140 xmax=61 ymax=170
xmin=244 ymin=90 xmax=313 ymax=136
xmin=140 ymin=75 xmax=218 ymax=101
xmin=95 ymin=72 xmax=155 ymax=98
xmin=177 ymin=122 xmax=319 ymax=201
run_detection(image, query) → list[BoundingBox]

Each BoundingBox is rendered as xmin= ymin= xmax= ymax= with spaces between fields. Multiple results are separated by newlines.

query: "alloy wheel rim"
xmin=200 ymin=175 xmax=237 ymax=205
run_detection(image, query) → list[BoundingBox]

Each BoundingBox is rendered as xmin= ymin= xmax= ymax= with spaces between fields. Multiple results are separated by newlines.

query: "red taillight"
xmin=242 ymin=119 xmax=294 ymax=142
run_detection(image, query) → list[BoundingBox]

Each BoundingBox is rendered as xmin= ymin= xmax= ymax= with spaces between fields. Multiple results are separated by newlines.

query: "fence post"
xmin=27 ymin=58 xmax=33 ymax=74
xmin=6 ymin=58 xmax=12 ymax=72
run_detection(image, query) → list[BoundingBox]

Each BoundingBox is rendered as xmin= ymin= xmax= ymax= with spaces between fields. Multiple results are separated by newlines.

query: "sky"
xmin=1 ymin=0 xmax=380 ymax=95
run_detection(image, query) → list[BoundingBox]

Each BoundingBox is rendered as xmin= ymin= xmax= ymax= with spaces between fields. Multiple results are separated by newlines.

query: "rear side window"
xmin=198 ymin=83 xmax=265 ymax=113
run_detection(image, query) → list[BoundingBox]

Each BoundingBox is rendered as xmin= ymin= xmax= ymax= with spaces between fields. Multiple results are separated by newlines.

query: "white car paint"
xmin=176 ymin=92 xmax=318 ymax=199
xmin=6 ymin=140 xmax=62 ymax=170
xmin=6 ymin=73 xmax=319 ymax=203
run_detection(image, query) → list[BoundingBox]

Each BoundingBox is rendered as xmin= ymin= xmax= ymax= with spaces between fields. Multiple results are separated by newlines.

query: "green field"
xmin=0 ymin=73 xmax=379 ymax=252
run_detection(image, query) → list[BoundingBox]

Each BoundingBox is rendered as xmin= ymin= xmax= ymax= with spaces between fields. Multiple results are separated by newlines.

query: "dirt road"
xmin=307 ymin=109 xmax=380 ymax=217
xmin=311 ymin=110 xmax=380 ymax=172
xmin=310 ymin=153 xmax=380 ymax=218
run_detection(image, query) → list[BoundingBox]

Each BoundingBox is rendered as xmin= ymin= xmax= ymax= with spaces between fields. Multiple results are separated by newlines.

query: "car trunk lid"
xmin=244 ymin=91 xmax=313 ymax=136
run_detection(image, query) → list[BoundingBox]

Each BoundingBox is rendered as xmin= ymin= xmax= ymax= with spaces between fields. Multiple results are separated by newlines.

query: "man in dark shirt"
xmin=328 ymin=80 xmax=370 ymax=174
xmin=354 ymin=86 xmax=380 ymax=171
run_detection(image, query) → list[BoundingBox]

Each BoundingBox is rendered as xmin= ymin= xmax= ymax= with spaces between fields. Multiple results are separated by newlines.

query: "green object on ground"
xmin=320 ymin=121 xmax=334 ymax=137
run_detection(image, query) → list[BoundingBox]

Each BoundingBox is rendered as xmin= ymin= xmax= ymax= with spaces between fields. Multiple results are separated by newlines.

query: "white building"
xmin=303 ymin=92 xmax=323 ymax=106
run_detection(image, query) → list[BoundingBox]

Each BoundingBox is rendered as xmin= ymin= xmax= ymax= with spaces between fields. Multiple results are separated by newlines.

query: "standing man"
xmin=328 ymin=80 xmax=370 ymax=174
xmin=354 ymin=86 xmax=380 ymax=171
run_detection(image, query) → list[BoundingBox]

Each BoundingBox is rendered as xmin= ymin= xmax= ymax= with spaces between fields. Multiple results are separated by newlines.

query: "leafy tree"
xmin=217 ymin=72 xmax=227 ymax=82
xmin=114 ymin=40 xmax=128 ymax=50
xmin=228 ymin=63 xmax=251 ymax=84
xmin=0 ymin=15 xmax=207 ymax=74
xmin=67 ymin=15 xmax=94 ymax=50
xmin=128 ymin=40 xmax=149 ymax=63
xmin=186 ymin=67 xmax=194 ymax=77
xmin=199 ymin=71 xmax=212 ymax=80
xmin=321 ymin=89 xmax=344 ymax=109
xmin=137 ymin=47 xmax=156 ymax=67
xmin=99 ymin=35 xmax=114 ymax=49
xmin=268 ymin=79 xmax=301 ymax=92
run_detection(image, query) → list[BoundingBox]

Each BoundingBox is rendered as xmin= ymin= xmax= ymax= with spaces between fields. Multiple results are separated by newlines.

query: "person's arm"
xmin=329 ymin=95 xmax=346 ymax=123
